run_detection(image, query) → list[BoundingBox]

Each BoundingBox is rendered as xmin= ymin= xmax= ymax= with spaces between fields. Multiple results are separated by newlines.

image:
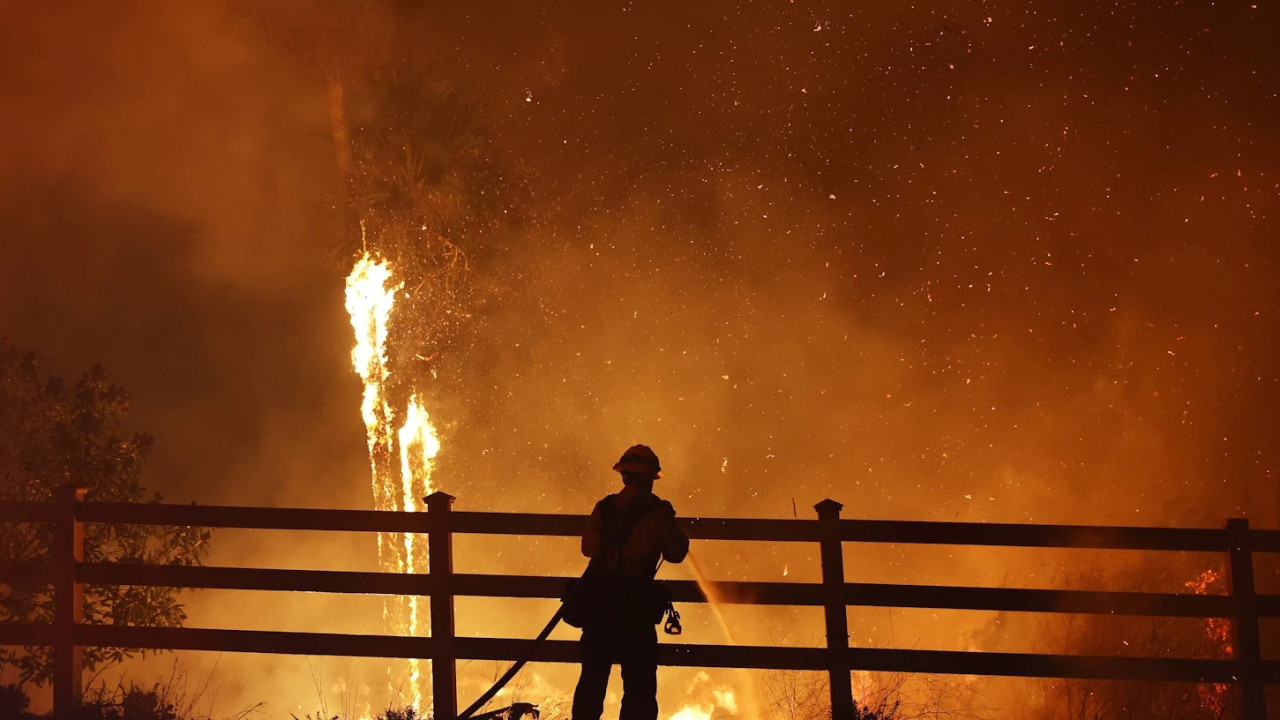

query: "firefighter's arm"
xmin=657 ymin=500 xmax=690 ymax=563
xmin=582 ymin=504 xmax=603 ymax=558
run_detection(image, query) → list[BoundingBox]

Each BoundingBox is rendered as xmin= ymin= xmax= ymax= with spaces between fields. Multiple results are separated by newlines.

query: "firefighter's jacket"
xmin=581 ymin=486 xmax=689 ymax=578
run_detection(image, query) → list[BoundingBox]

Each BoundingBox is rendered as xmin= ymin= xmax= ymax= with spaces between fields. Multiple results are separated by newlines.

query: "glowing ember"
xmin=346 ymin=250 xmax=442 ymax=708
xmin=1185 ymin=568 xmax=1231 ymax=715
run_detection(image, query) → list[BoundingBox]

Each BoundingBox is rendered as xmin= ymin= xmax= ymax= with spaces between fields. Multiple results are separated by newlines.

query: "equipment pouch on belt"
xmin=561 ymin=567 xmax=614 ymax=629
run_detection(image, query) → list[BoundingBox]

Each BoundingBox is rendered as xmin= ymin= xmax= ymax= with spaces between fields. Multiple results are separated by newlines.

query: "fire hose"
xmin=457 ymin=561 xmax=680 ymax=719
xmin=457 ymin=604 xmax=565 ymax=719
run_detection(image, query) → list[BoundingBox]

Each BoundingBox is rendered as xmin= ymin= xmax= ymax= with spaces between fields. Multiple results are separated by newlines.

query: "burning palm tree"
xmin=338 ymin=66 xmax=523 ymax=709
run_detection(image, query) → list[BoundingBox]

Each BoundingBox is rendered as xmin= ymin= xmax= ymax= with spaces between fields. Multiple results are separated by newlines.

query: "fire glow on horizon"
xmin=345 ymin=249 xmax=441 ymax=708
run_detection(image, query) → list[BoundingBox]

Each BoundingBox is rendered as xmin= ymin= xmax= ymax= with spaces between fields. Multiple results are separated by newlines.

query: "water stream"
xmin=684 ymin=550 xmax=762 ymax=720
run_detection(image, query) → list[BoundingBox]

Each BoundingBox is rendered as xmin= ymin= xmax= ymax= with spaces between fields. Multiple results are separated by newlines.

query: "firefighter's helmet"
xmin=613 ymin=444 xmax=661 ymax=477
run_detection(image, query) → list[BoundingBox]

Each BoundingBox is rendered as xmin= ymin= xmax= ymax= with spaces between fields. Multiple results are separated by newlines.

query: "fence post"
xmin=426 ymin=491 xmax=458 ymax=720
xmin=1226 ymin=518 xmax=1265 ymax=720
xmin=816 ymin=499 xmax=854 ymax=720
xmin=54 ymin=484 xmax=86 ymax=716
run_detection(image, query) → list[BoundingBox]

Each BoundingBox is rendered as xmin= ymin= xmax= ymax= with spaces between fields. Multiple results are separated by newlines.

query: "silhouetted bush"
xmin=0 ymin=683 xmax=37 ymax=719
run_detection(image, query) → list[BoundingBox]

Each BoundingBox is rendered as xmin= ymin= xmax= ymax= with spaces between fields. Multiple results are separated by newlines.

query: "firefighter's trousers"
xmin=571 ymin=615 xmax=658 ymax=720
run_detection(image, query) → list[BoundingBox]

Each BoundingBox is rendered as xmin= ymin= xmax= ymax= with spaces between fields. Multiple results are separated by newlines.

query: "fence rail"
xmin=1 ymin=487 xmax=1277 ymax=720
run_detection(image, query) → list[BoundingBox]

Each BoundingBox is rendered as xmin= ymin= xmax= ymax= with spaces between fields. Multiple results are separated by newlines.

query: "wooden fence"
xmin=2 ymin=486 xmax=1279 ymax=719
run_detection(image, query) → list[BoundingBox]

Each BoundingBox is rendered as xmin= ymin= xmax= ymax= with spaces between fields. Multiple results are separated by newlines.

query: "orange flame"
xmin=346 ymin=250 xmax=441 ymax=709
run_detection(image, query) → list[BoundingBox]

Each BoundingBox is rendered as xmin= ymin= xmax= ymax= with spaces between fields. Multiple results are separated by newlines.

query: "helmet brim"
xmin=613 ymin=460 xmax=661 ymax=477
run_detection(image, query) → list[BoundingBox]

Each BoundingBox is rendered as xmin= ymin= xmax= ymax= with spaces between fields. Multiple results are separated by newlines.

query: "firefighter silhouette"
xmin=571 ymin=445 xmax=690 ymax=720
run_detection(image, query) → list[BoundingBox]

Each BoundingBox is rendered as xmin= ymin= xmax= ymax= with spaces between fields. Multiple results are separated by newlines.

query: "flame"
xmin=345 ymin=251 xmax=399 ymax=465
xmin=712 ymin=688 xmax=738 ymax=714
xmin=665 ymin=702 xmax=716 ymax=712
xmin=669 ymin=707 xmax=713 ymax=720
xmin=668 ymin=676 xmax=740 ymax=720
xmin=346 ymin=250 xmax=442 ymax=709
xmin=398 ymin=394 xmax=439 ymax=697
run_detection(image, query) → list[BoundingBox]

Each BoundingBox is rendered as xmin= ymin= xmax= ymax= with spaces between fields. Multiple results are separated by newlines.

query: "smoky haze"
xmin=2 ymin=0 xmax=1278 ymax=717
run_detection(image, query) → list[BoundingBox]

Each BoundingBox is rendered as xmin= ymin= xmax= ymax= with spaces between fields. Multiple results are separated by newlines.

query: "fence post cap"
xmin=425 ymin=491 xmax=456 ymax=507
xmin=814 ymin=499 xmax=844 ymax=516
